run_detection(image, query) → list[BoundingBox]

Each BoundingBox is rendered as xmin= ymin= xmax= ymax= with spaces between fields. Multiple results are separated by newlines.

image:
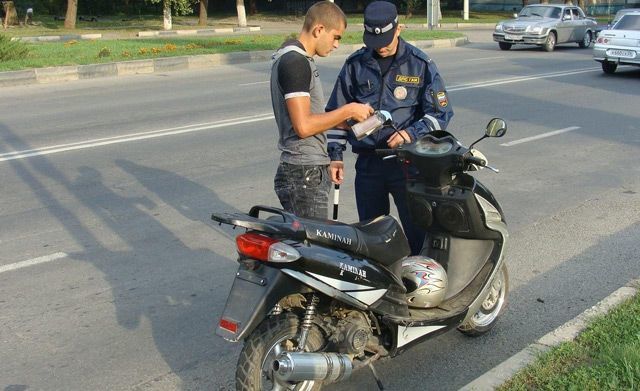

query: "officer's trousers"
xmin=354 ymin=154 xmax=425 ymax=255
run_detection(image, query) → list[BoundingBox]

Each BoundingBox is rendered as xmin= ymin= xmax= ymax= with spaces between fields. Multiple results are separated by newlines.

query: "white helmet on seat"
xmin=402 ymin=257 xmax=448 ymax=308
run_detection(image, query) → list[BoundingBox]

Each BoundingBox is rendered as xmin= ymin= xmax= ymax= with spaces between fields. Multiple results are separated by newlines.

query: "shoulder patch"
xmin=436 ymin=91 xmax=449 ymax=108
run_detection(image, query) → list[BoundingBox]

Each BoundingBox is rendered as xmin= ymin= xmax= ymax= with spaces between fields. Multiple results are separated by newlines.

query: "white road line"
xmin=0 ymin=68 xmax=598 ymax=163
xmin=239 ymin=80 xmax=270 ymax=86
xmin=0 ymin=113 xmax=274 ymax=162
xmin=448 ymin=68 xmax=599 ymax=91
xmin=501 ymin=126 xmax=581 ymax=146
xmin=463 ymin=56 xmax=506 ymax=62
xmin=0 ymin=252 xmax=68 ymax=274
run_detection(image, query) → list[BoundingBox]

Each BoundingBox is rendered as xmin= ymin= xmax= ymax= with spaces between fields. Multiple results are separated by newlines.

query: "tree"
xmin=146 ymin=0 xmax=196 ymax=30
xmin=2 ymin=1 xmax=19 ymax=28
xmin=198 ymin=0 xmax=208 ymax=26
xmin=64 ymin=0 xmax=77 ymax=29
xmin=236 ymin=0 xmax=246 ymax=27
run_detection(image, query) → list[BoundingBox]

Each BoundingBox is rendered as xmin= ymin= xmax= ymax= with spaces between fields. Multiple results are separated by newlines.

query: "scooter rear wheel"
xmin=457 ymin=263 xmax=509 ymax=337
xmin=236 ymin=313 xmax=325 ymax=391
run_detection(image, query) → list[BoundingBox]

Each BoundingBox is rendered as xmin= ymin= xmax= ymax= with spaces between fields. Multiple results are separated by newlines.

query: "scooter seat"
xmin=302 ymin=215 xmax=411 ymax=267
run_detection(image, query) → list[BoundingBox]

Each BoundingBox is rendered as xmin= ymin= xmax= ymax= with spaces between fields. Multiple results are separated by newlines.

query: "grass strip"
xmin=499 ymin=291 xmax=640 ymax=391
xmin=2 ymin=12 xmax=512 ymax=38
xmin=0 ymin=30 xmax=462 ymax=72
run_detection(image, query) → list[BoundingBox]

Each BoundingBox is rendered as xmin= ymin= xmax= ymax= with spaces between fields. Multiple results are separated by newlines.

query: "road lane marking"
xmin=0 ymin=252 xmax=68 ymax=274
xmin=501 ymin=126 xmax=581 ymax=146
xmin=0 ymin=113 xmax=274 ymax=162
xmin=239 ymin=80 xmax=270 ymax=86
xmin=448 ymin=68 xmax=600 ymax=91
xmin=463 ymin=56 xmax=506 ymax=62
xmin=0 ymin=68 xmax=600 ymax=163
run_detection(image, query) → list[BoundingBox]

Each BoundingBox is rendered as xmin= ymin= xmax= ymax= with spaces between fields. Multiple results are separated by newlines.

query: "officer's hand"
xmin=329 ymin=161 xmax=344 ymax=184
xmin=387 ymin=130 xmax=411 ymax=149
xmin=348 ymin=103 xmax=374 ymax=123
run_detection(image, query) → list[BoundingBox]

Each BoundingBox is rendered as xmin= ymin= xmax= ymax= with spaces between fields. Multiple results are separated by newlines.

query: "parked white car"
xmin=493 ymin=5 xmax=598 ymax=52
xmin=593 ymin=12 xmax=640 ymax=74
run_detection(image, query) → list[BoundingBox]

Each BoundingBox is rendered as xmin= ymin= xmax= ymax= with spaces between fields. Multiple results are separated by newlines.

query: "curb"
xmin=11 ymin=33 xmax=103 ymax=42
xmin=136 ymin=26 xmax=261 ymax=37
xmin=459 ymin=278 xmax=640 ymax=391
xmin=0 ymin=36 xmax=467 ymax=87
xmin=10 ymin=26 xmax=262 ymax=42
xmin=406 ymin=22 xmax=495 ymax=30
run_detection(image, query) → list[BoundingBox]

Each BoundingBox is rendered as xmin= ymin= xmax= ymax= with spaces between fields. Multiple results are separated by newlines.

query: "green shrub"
xmin=0 ymin=34 xmax=30 ymax=61
xmin=97 ymin=47 xmax=111 ymax=58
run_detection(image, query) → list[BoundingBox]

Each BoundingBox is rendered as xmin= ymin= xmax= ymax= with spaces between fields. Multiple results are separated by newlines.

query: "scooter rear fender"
xmin=216 ymin=264 xmax=308 ymax=342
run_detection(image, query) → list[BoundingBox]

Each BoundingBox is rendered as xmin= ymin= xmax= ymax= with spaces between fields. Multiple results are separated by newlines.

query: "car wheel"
xmin=543 ymin=32 xmax=556 ymax=52
xmin=579 ymin=31 xmax=592 ymax=48
xmin=498 ymin=42 xmax=512 ymax=51
xmin=601 ymin=61 xmax=618 ymax=74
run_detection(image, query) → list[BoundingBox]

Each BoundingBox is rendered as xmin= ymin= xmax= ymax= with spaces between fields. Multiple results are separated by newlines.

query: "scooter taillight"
xmin=236 ymin=233 xmax=301 ymax=263
xmin=236 ymin=233 xmax=278 ymax=261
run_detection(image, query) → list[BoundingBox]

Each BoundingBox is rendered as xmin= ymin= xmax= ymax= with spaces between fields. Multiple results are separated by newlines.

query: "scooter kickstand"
xmin=368 ymin=362 xmax=385 ymax=390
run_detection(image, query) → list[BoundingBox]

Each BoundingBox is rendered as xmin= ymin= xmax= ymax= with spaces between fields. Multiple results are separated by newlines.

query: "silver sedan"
xmin=493 ymin=5 xmax=598 ymax=52
xmin=593 ymin=12 xmax=640 ymax=74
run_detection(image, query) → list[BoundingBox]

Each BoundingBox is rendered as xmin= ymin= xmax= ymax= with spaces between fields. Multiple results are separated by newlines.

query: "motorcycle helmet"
xmin=401 ymin=257 xmax=448 ymax=308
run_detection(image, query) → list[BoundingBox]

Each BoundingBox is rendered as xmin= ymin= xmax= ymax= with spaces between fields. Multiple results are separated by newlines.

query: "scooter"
xmin=212 ymin=118 xmax=509 ymax=391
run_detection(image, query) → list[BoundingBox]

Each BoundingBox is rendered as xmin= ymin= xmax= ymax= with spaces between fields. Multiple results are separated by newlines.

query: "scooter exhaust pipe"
xmin=272 ymin=352 xmax=353 ymax=383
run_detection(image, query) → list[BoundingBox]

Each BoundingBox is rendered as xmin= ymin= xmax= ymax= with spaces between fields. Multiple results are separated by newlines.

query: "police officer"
xmin=326 ymin=1 xmax=454 ymax=254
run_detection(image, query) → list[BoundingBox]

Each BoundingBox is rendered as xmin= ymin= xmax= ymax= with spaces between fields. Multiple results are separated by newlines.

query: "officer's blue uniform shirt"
xmin=326 ymin=38 xmax=454 ymax=161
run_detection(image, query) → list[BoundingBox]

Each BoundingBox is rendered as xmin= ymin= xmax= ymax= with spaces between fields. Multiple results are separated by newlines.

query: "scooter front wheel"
xmin=457 ymin=263 xmax=509 ymax=337
xmin=236 ymin=313 xmax=325 ymax=391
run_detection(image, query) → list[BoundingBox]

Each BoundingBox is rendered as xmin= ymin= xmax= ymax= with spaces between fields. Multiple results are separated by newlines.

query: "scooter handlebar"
xmin=465 ymin=156 xmax=486 ymax=167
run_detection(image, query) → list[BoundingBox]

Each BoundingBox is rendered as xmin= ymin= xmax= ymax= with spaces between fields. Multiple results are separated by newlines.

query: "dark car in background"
xmin=493 ymin=5 xmax=598 ymax=51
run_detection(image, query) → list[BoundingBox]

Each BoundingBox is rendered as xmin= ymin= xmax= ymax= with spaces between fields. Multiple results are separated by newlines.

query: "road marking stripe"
xmin=463 ymin=56 xmax=506 ymax=62
xmin=0 ymin=252 xmax=68 ymax=274
xmin=0 ymin=114 xmax=274 ymax=162
xmin=237 ymin=68 xmax=599 ymax=91
xmin=0 ymin=68 xmax=599 ymax=163
xmin=501 ymin=126 xmax=581 ymax=146
xmin=239 ymin=80 xmax=270 ymax=86
xmin=448 ymin=68 xmax=599 ymax=91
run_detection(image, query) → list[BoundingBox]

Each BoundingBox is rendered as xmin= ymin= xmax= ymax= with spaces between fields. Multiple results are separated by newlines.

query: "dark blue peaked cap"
xmin=363 ymin=1 xmax=399 ymax=49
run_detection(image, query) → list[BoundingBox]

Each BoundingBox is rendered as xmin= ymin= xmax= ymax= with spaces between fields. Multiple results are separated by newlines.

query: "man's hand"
xmin=329 ymin=161 xmax=344 ymax=184
xmin=387 ymin=130 xmax=411 ymax=149
xmin=347 ymin=103 xmax=374 ymax=123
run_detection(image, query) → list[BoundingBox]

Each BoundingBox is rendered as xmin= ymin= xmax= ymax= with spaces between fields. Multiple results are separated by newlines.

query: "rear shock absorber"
xmin=297 ymin=294 xmax=319 ymax=351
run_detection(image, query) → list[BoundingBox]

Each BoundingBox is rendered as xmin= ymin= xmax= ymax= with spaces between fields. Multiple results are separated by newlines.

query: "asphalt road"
xmin=1 ymin=33 xmax=639 ymax=391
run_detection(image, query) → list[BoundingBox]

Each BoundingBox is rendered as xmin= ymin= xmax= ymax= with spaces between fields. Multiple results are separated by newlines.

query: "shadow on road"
xmin=0 ymin=123 xmax=244 ymax=389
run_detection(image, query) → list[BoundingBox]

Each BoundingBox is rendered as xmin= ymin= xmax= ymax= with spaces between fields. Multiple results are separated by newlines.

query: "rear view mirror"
xmin=486 ymin=118 xmax=507 ymax=137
